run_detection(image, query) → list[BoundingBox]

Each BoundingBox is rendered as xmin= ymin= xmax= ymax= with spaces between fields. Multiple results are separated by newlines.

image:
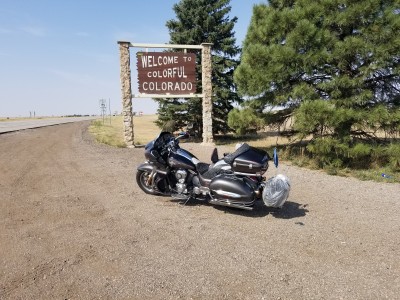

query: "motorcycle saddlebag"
xmin=209 ymin=174 xmax=255 ymax=204
xmin=224 ymin=143 xmax=269 ymax=175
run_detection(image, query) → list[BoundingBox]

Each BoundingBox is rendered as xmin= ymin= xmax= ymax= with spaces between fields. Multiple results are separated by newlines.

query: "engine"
xmin=175 ymin=169 xmax=188 ymax=194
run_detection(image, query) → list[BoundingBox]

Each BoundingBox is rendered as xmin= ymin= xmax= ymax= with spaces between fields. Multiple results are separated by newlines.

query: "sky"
xmin=0 ymin=0 xmax=264 ymax=117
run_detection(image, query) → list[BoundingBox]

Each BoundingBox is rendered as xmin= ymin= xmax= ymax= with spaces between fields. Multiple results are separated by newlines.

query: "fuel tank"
xmin=168 ymin=148 xmax=197 ymax=170
xmin=209 ymin=174 xmax=255 ymax=204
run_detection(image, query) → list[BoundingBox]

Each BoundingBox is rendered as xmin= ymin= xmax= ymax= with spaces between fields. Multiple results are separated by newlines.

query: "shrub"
xmin=387 ymin=143 xmax=400 ymax=171
xmin=162 ymin=120 xmax=177 ymax=132
xmin=227 ymin=108 xmax=264 ymax=136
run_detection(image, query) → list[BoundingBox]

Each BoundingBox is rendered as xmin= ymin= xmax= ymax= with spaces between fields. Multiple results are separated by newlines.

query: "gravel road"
xmin=0 ymin=122 xmax=399 ymax=299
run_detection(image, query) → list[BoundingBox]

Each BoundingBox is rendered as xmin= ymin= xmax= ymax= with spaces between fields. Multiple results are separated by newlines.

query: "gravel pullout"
xmin=0 ymin=122 xmax=399 ymax=299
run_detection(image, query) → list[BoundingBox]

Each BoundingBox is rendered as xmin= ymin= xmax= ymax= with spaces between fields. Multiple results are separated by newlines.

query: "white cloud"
xmin=21 ymin=26 xmax=46 ymax=37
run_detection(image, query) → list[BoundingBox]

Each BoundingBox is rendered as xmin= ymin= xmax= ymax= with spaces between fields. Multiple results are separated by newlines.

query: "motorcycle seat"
xmin=196 ymin=162 xmax=210 ymax=175
xmin=197 ymin=162 xmax=227 ymax=187
xmin=223 ymin=143 xmax=251 ymax=164
xmin=196 ymin=163 xmax=212 ymax=187
xmin=197 ymin=162 xmax=225 ymax=178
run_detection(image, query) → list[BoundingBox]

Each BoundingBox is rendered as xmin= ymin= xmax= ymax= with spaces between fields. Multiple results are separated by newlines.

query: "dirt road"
xmin=0 ymin=122 xmax=399 ymax=299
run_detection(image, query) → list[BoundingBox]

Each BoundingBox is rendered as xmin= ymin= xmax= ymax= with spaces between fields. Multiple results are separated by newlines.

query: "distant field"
xmin=0 ymin=117 xmax=53 ymax=122
xmin=133 ymin=114 xmax=160 ymax=144
xmin=89 ymin=115 xmax=160 ymax=147
xmin=216 ymin=132 xmax=293 ymax=149
xmin=132 ymin=114 xmax=290 ymax=148
xmin=89 ymin=114 xmax=292 ymax=149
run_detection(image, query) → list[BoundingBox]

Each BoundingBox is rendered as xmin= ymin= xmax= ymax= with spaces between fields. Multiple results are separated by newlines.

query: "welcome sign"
xmin=136 ymin=52 xmax=196 ymax=95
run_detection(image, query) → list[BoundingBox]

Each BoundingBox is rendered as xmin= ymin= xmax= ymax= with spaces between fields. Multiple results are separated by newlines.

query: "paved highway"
xmin=0 ymin=117 xmax=97 ymax=133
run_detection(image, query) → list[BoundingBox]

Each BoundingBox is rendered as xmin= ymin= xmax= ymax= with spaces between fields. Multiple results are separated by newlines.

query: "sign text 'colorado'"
xmin=136 ymin=52 xmax=196 ymax=95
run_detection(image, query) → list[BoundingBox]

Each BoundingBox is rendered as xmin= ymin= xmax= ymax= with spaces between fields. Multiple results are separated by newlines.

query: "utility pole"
xmin=99 ymin=99 xmax=107 ymax=124
xmin=109 ymin=98 xmax=112 ymax=125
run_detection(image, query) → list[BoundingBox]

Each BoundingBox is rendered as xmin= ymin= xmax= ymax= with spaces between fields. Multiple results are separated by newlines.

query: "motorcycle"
xmin=136 ymin=132 xmax=290 ymax=211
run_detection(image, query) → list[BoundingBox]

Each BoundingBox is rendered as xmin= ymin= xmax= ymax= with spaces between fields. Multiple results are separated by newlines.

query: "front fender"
xmin=137 ymin=162 xmax=168 ymax=175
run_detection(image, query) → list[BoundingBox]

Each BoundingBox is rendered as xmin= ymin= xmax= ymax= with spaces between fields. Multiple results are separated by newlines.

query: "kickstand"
xmin=181 ymin=197 xmax=192 ymax=206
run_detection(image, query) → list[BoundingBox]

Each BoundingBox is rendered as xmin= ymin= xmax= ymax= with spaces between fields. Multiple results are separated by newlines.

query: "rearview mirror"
xmin=177 ymin=132 xmax=190 ymax=139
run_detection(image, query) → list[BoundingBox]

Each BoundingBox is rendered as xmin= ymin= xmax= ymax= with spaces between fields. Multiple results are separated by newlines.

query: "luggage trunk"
xmin=231 ymin=146 xmax=269 ymax=175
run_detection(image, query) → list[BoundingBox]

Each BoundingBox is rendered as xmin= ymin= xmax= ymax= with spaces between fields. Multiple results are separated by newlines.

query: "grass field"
xmin=133 ymin=114 xmax=160 ymax=144
xmin=88 ymin=114 xmax=398 ymax=182
xmin=215 ymin=132 xmax=293 ymax=149
xmin=89 ymin=115 xmax=160 ymax=147
xmin=88 ymin=114 xmax=290 ymax=148
xmin=0 ymin=117 xmax=53 ymax=122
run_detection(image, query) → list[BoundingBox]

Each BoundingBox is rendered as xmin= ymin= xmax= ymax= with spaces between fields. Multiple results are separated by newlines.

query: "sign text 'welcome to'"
xmin=136 ymin=52 xmax=196 ymax=95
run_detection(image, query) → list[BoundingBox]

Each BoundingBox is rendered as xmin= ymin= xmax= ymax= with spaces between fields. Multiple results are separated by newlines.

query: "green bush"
xmin=227 ymin=108 xmax=264 ymax=136
xmin=303 ymin=137 xmax=400 ymax=173
xmin=294 ymin=100 xmax=335 ymax=138
xmin=387 ymin=143 xmax=400 ymax=171
xmin=162 ymin=120 xmax=177 ymax=132
xmin=306 ymin=137 xmax=349 ymax=168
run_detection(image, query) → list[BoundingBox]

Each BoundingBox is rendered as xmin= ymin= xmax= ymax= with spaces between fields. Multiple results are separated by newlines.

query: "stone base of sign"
xmin=123 ymin=112 xmax=134 ymax=147
xmin=201 ymin=43 xmax=214 ymax=145
xmin=118 ymin=41 xmax=135 ymax=147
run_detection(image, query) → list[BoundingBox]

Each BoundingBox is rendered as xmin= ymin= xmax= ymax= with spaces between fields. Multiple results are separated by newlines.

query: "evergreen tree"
xmin=235 ymin=0 xmax=400 ymax=143
xmin=155 ymin=0 xmax=241 ymax=135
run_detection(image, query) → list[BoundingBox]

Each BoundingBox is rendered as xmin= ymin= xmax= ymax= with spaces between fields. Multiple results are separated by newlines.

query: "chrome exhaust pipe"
xmin=209 ymin=199 xmax=254 ymax=211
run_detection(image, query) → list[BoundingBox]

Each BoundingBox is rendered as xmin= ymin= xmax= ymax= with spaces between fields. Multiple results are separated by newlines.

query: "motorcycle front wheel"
xmin=136 ymin=170 xmax=158 ymax=195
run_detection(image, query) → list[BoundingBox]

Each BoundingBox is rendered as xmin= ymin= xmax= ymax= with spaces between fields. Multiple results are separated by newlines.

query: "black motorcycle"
xmin=136 ymin=132 xmax=290 ymax=210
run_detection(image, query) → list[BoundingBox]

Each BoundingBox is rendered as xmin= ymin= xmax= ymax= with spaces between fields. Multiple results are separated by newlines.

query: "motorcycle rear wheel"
xmin=136 ymin=170 xmax=158 ymax=195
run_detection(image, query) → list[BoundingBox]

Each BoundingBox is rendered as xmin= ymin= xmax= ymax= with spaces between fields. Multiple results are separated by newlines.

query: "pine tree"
xmin=235 ymin=0 xmax=400 ymax=142
xmin=155 ymin=0 xmax=241 ymax=135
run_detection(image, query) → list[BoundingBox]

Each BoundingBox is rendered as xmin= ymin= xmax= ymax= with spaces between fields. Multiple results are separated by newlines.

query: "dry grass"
xmin=89 ymin=118 xmax=126 ymax=148
xmin=90 ymin=115 xmax=293 ymax=149
xmin=89 ymin=115 xmax=160 ymax=147
xmin=133 ymin=114 xmax=160 ymax=145
xmin=88 ymin=115 xmax=398 ymax=182
xmin=215 ymin=131 xmax=294 ymax=149
xmin=0 ymin=117 xmax=53 ymax=122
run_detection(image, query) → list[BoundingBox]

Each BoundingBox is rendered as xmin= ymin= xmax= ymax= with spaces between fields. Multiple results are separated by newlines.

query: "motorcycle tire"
xmin=136 ymin=170 xmax=159 ymax=195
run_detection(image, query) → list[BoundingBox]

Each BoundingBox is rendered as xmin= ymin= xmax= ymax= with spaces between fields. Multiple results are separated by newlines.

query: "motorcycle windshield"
xmin=151 ymin=132 xmax=174 ymax=149
xmin=145 ymin=140 xmax=155 ymax=150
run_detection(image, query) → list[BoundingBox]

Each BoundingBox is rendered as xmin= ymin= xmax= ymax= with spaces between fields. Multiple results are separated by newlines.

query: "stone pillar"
xmin=118 ymin=41 xmax=134 ymax=147
xmin=201 ymin=43 xmax=214 ymax=145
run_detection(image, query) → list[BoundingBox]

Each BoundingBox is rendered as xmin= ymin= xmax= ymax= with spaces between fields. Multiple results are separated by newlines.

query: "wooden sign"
xmin=136 ymin=52 xmax=196 ymax=95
